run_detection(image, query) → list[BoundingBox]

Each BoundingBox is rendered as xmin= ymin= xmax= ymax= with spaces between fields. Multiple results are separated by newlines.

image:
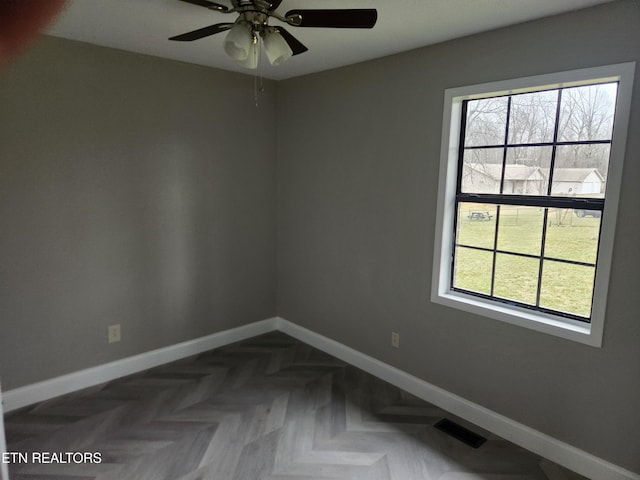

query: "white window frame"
xmin=431 ymin=63 xmax=635 ymax=347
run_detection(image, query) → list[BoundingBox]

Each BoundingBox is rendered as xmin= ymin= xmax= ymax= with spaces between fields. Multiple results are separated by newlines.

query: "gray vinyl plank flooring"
xmin=4 ymin=332 xmax=587 ymax=480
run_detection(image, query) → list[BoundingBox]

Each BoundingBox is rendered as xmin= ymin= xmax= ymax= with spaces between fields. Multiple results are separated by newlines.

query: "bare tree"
xmin=465 ymin=97 xmax=508 ymax=147
xmin=556 ymin=83 xmax=616 ymax=177
xmin=559 ymin=84 xmax=616 ymax=142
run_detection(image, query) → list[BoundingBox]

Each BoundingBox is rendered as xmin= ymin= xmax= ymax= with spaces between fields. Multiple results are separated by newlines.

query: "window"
xmin=432 ymin=63 xmax=635 ymax=346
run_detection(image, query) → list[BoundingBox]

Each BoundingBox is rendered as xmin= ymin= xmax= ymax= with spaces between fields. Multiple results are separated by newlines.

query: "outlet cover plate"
xmin=108 ymin=324 xmax=121 ymax=344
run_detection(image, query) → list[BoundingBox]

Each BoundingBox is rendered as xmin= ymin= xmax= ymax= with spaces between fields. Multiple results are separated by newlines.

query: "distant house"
xmin=463 ymin=164 xmax=605 ymax=196
xmin=462 ymin=164 xmax=546 ymax=194
xmin=551 ymin=168 xmax=604 ymax=195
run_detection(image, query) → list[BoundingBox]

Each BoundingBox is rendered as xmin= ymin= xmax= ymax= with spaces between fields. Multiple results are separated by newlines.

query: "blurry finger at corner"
xmin=0 ymin=0 xmax=67 ymax=68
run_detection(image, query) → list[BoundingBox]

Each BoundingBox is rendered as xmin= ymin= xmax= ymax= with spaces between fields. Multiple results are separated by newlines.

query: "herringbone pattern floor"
xmin=5 ymin=332 xmax=586 ymax=479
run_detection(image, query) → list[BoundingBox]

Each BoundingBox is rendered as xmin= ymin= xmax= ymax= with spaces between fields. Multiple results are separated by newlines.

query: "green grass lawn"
xmin=454 ymin=203 xmax=599 ymax=317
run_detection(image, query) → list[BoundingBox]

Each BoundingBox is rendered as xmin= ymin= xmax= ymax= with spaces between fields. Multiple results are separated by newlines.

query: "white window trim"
xmin=431 ymin=62 xmax=636 ymax=347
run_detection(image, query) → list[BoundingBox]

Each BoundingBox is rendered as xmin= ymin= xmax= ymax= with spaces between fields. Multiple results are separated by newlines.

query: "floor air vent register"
xmin=434 ymin=418 xmax=487 ymax=448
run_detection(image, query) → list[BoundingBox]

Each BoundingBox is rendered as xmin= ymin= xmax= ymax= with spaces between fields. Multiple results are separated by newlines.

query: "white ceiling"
xmin=47 ymin=0 xmax=615 ymax=80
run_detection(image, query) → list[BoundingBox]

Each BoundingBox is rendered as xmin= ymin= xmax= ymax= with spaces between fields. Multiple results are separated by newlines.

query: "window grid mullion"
xmin=451 ymin=100 xmax=471 ymax=290
xmin=536 ymin=208 xmax=551 ymax=308
xmin=455 ymin=194 xmax=604 ymax=210
xmin=449 ymin=287 xmax=591 ymax=322
xmin=455 ymin=101 xmax=470 ymax=194
xmin=534 ymin=89 xmax=564 ymax=307
xmin=489 ymin=206 xmax=501 ymax=296
xmin=498 ymin=96 xmax=512 ymax=195
xmin=546 ymin=88 xmax=564 ymax=196
xmin=463 ymin=139 xmax=612 ymax=151
xmin=454 ymin=243 xmax=596 ymax=268
xmin=490 ymin=95 xmax=512 ymax=297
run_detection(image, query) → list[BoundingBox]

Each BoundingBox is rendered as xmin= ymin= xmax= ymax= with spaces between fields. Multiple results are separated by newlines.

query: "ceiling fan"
xmin=169 ymin=0 xmax=377 ymax=68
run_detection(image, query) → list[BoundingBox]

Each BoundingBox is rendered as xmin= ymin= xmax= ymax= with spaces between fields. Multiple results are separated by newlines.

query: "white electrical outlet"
xmin=391 ymin=332 xmax=400 ymax=348
xmin=108 ymin=324 xmax=121 ymax=344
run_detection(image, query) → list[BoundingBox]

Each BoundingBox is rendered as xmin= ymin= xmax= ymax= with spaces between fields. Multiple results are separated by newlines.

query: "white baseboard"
xmin=2 ymin=317 xmax=278 ymax=413
xmin=3 ymin=315 xmax=637 ymax=480
xmin=275 ymin=317 xmax=639 ymax=480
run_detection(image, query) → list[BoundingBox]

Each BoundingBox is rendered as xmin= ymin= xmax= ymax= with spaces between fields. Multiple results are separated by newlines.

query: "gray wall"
xmin=277 ymin=0 xmax=640 ymax=472
xmin=0 ymin=37 xmax=277 ymax=390
xmin=1 ymin=0 xmax=639 ymax=473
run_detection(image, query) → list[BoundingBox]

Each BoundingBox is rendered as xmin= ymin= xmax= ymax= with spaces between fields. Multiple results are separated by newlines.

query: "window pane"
xmin=540 ymin=261 xmax=595 ymax=317
xmin=460 ymin=148 xmax=503 ymax=194
xmin=493 ymin=254 xmax=539 ymax=305
xmin=503 ymin=146 xmax=552 ymax=195
xmin=545 ymin=212 xmax=600 ymax=264
xmin=453 ymin=247 xmax=493 ymax=295
xmin=552 ymin=144 xmax=609 ymax=196
xmin=497 ymin=206 xmax=544 ymax=256
xmin=464 ymin=97 xmax=508 ymax=146
xmin=456 ymin=203 xmax=497 ymax=249
xmin=508 ymin=90 xmax=558 ymax=144
xmin=558 ymin=83 xmax=618 ymax=142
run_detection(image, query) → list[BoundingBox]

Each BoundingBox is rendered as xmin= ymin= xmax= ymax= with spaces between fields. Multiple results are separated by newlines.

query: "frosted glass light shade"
xmin=223 ymin=23 xmax=252 ymax=61
xmin=263 ymin=31 xmax=293 ymax=66
xmin=240 ymin=38 xmax=259 ymax=69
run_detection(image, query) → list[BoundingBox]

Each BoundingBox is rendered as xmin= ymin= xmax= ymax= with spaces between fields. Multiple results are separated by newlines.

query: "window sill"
xmin=432 ymin=289 xmax=601 ymax=347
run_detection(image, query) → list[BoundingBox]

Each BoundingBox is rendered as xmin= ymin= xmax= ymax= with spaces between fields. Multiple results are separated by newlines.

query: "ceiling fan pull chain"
xmin=254 ymin=42 xmax=265 ymax=107
xmin=254 ymin=72 xmax=259 ymax=107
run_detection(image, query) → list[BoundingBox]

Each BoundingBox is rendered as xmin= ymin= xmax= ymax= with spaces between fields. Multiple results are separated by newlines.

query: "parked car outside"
xmin=574 ymin=209 xmax=601 ymax=218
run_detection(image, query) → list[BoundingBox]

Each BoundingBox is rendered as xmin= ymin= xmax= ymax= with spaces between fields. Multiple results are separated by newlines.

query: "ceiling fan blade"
xmin=268 ymin=0 xmax=284 ymax=11
xmin=285 ymin=9 xmax=377 ymax=29
xmin=177 ymin=0 xmax=229 ymax=10
xmin=169 ymin=23 xmax=233 ymax=41
xmin=276 ymin=27 xmax=308 ymax=56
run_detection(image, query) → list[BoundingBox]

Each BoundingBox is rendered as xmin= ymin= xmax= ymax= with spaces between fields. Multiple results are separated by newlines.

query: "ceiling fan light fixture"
xmin=223 ymin=22 xmax=253 ymax=61
xmin=263 ymin=29 xmax=293 ymax=65
xmin=170 ymin=1 xmax=378 ymax=68
xmin=239 ymin=33 xmax=259 ymax=69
